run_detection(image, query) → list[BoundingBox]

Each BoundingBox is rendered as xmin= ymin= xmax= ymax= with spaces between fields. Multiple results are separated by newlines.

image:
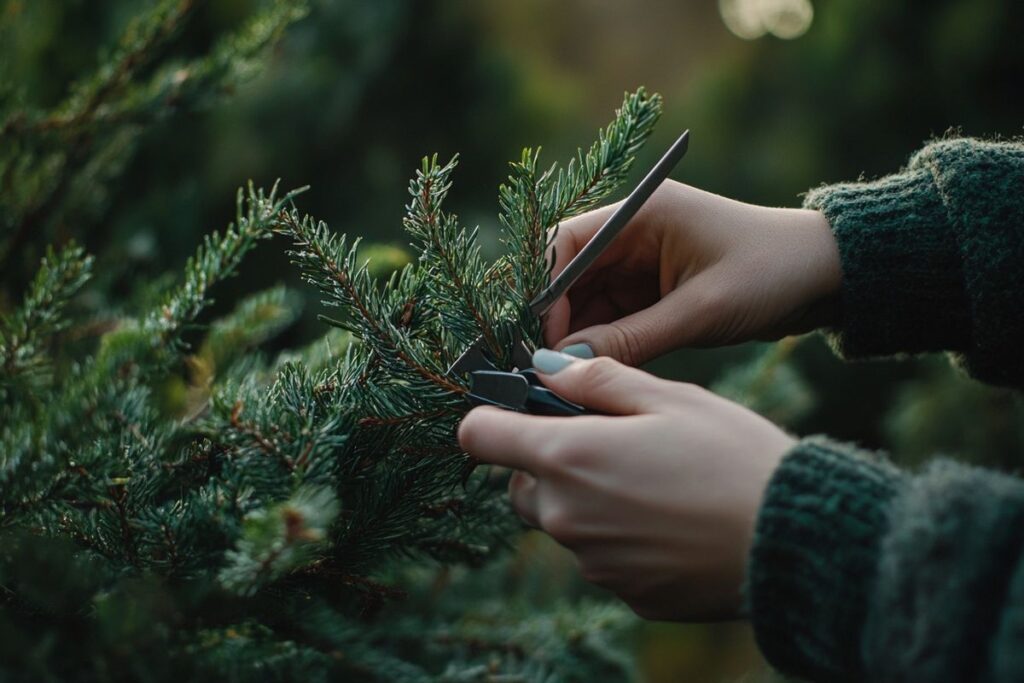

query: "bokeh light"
xmin=719 ymin=0 xmax=814 ymax=39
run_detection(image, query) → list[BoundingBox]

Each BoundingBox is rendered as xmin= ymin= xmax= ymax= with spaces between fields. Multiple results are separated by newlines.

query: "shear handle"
xmin=519 ymin=369 xmax=592 ymax=417
xmin=525 ymin=385 xmax=589 ymax=417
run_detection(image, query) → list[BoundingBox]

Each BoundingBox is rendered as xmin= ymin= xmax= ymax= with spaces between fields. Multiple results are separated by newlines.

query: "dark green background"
xmin=4 ymin=0 xmax=1023 ymax=679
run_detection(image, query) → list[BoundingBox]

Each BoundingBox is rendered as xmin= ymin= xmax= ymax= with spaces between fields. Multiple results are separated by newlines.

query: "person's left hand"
xmin=457 ymin=349 xmax=795 ymax=621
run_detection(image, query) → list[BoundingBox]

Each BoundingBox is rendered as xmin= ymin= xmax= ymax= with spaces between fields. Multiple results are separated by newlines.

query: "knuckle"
xmin=619 ymin=586 xmax=661 ymax=620
xmin=673 ymin=380 xmax=705 ymax=399
xmin=691 ymin=285 xmax=728 ymax=323
xmin=607 ymin=322 xmax=650 ymax=366
xmin=533 ymin=438 xmax=565 ymax=472
xmin=539 ymin=507 xmax=577 ymax=542
xmin=577 ymin=355 xmax=621 ymax=390
xmin=535 ymin=438 xmax=593 ymax=475
xmin=540 ymin=438 xmax=590 ymax=472
xmin=507 ymin=469 xmax=533 ymax=495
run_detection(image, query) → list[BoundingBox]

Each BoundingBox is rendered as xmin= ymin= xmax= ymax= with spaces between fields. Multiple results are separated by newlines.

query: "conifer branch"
xmin=0 ymin=243 xmax=92 ymax=385
xmin=143 ymin=182 xmax=306 ymax=357
xmin=0 ymin=0 xmax=309 ymax=270
xmin=404 ymin=155 xmax=502 ymax=355
xmin=0 ymin=81 xmax=663 ymax=678
xmin=550 ymin=88 xmax=663 ymax=221
xmin=278 ymin=209 xmax=466 ymax=395
xmin=230 ymin=400 xmax=294 ymax=471
xmin=497 ymin=89 xmax=662 ymax=324
xmin=192 ymin=285 xmax=302 ymax=387
xmin=0 ymin=0 xmax=199 ymax=268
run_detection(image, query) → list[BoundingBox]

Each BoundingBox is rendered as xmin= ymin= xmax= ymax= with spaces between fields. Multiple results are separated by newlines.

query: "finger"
xmin=542 ymin=204 xmax=623 ymax=346
xmin=545 ymin=271 xmax=633 ymax=345
xmin=508 ymin=470 xmax=540 ymax=528
xmin=530 ymin=351 xmax=674 ymax=415
xmin=548 ymin=203 xmax=619 ymax=279
xmin=566 ymin=292 xmax=624 ymax=334
xmin=556 ymin=279 xmax=720 ymax=366
xmin=543 ymin=212 xmax=605 ymax=346
xmin=458 ymin=406 xmax=554 ymax=474
xmin=543 ymin=293 xmax=571 ymax=347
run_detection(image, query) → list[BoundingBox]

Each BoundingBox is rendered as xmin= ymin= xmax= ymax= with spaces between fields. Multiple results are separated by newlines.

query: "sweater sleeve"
xmin=747 ymin=436 xmax=1024 ymax=682
xmin=804 ymin=138 xmax=1024 ymax=388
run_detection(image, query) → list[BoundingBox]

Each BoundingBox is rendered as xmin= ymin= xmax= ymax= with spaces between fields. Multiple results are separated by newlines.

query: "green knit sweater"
xmin=747 ymin=138 xmax=1024 ymax=682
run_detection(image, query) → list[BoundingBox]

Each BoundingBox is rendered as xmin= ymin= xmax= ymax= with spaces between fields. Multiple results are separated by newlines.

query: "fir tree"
xmin=1 ymin=60 xmax=663 ymax=676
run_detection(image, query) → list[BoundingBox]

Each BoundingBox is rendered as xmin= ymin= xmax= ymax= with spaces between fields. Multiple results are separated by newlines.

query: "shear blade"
xmin=511 ymin=340 xmax=533 ymax=371
xmin=449 ymin=339 xmax=498 ymax=375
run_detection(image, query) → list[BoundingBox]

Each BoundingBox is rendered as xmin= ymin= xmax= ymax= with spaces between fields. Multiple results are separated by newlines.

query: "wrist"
xmin=747 ymin=205 xmax=843 ymax=337
xmin=795 ymin=207 xmax=843 ymax=328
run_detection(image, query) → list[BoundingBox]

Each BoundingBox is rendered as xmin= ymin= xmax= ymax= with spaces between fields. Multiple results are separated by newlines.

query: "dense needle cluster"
xmin=1 ymin=29 xmax=663 ymax=674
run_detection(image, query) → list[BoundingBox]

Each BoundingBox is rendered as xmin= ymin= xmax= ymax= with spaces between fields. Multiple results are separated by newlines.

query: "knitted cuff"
xmin=911 ymin=139 xmax=1024 ymax=387
xmin=863 ymin=458 xmax=1024 ymax=681
xmin=746 ymin=436 xmax=904 ymax=683
xmin=804 ymin=166 xmax=972 ymax=359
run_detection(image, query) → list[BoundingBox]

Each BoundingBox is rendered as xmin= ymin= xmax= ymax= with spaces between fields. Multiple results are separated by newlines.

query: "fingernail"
xmin=533 ymin=348 xmax=576 ymax=374
xmin=560 ymin=343 xmax=594 ymax=359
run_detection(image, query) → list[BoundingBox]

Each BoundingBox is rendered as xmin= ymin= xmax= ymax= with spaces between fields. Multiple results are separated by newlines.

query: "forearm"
xmin=748 ymin=437 xmax=1024 ymax=682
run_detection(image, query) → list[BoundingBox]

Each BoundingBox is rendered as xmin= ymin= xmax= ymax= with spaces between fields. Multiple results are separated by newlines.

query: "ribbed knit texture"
xmin=747 ymin=437 xmax=904 ymax=682
xmin=805 ymin=138 xmax=1024 ymax=387
xmin=748 ymin=138 xmax=1024 ymax=682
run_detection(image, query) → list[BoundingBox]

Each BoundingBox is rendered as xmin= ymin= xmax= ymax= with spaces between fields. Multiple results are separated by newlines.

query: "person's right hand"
xmin=544 ymin=180 xmax=843 ymax=365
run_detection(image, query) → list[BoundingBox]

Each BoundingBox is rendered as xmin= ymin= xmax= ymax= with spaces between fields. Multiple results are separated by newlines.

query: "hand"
xmin=457 ymin=350 xmax=796 ymax=621
xmin=545 ymin=180 xmax=842 ymax=365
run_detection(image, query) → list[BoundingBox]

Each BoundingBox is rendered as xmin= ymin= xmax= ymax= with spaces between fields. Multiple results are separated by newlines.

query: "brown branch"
xmin=109 ymin=483 xmax=138 ymax=565
xmin=337 ymin=573 xmax=407 ymax=601
xmin=161 ymin=523 xmax=181 ymax=572
xmin=523 ymin=179 xmax=546 ymax=298
xmin=230 ymin=400 xmax=294 ymax=470
xmin=419 ymin=499 xmax=464 ymax=518
xmin=552 ymin=114 xmax=646 ymax=223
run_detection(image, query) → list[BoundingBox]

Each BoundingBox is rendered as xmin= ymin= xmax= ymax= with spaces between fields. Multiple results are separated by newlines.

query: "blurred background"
xmin=4 ymin=0 xmax=1024 ymax=679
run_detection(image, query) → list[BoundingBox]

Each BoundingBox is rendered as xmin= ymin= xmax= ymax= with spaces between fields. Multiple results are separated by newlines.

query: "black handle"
xmin=519 ymin=369 xmax=593 ymax=416
xmin=525 ymin=386 xmax=589 ymax=416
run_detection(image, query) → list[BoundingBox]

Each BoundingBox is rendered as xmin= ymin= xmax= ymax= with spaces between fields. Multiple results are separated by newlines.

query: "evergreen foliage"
xmin=13 ymin=2 xmax=1021 ymax=681
xmin=0 ymin=0 xmax=308 ymax=287
xmin=1 ymin=64 xmax=662 ymax=677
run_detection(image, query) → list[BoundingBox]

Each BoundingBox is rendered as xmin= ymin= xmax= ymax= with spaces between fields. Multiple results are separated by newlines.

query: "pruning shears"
xmin=449 ymin=130 xmax=690 ymax=416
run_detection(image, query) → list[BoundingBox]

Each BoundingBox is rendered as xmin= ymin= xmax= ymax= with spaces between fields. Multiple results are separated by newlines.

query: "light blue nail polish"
xmin=533 ymin=348 xmax=576 ymax=374
xmin=560 ymin=343 xmax=594 ymax=359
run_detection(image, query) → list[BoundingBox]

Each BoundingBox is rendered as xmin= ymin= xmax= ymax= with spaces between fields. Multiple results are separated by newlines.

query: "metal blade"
xmin=448 ymin=337 xmax=497 ymax=375
xmin=452 ymin=132 xmax=690 ymax=382
xmin=510 ymin=339 xmax=533 ymax=371
xmin=528 ymin=130 xmax=690 ymax=318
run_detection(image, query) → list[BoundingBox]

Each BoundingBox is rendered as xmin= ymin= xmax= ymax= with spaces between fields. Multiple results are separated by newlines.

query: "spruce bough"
xmin=1 ymin=89 xmax=662 ymax=681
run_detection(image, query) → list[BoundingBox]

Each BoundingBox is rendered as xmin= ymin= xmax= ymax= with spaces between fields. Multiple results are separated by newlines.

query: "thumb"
xmin=530 ymin=349 xmax=671 ymax=415
xmin=555 ymin=285 xmax=718 ymax=366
